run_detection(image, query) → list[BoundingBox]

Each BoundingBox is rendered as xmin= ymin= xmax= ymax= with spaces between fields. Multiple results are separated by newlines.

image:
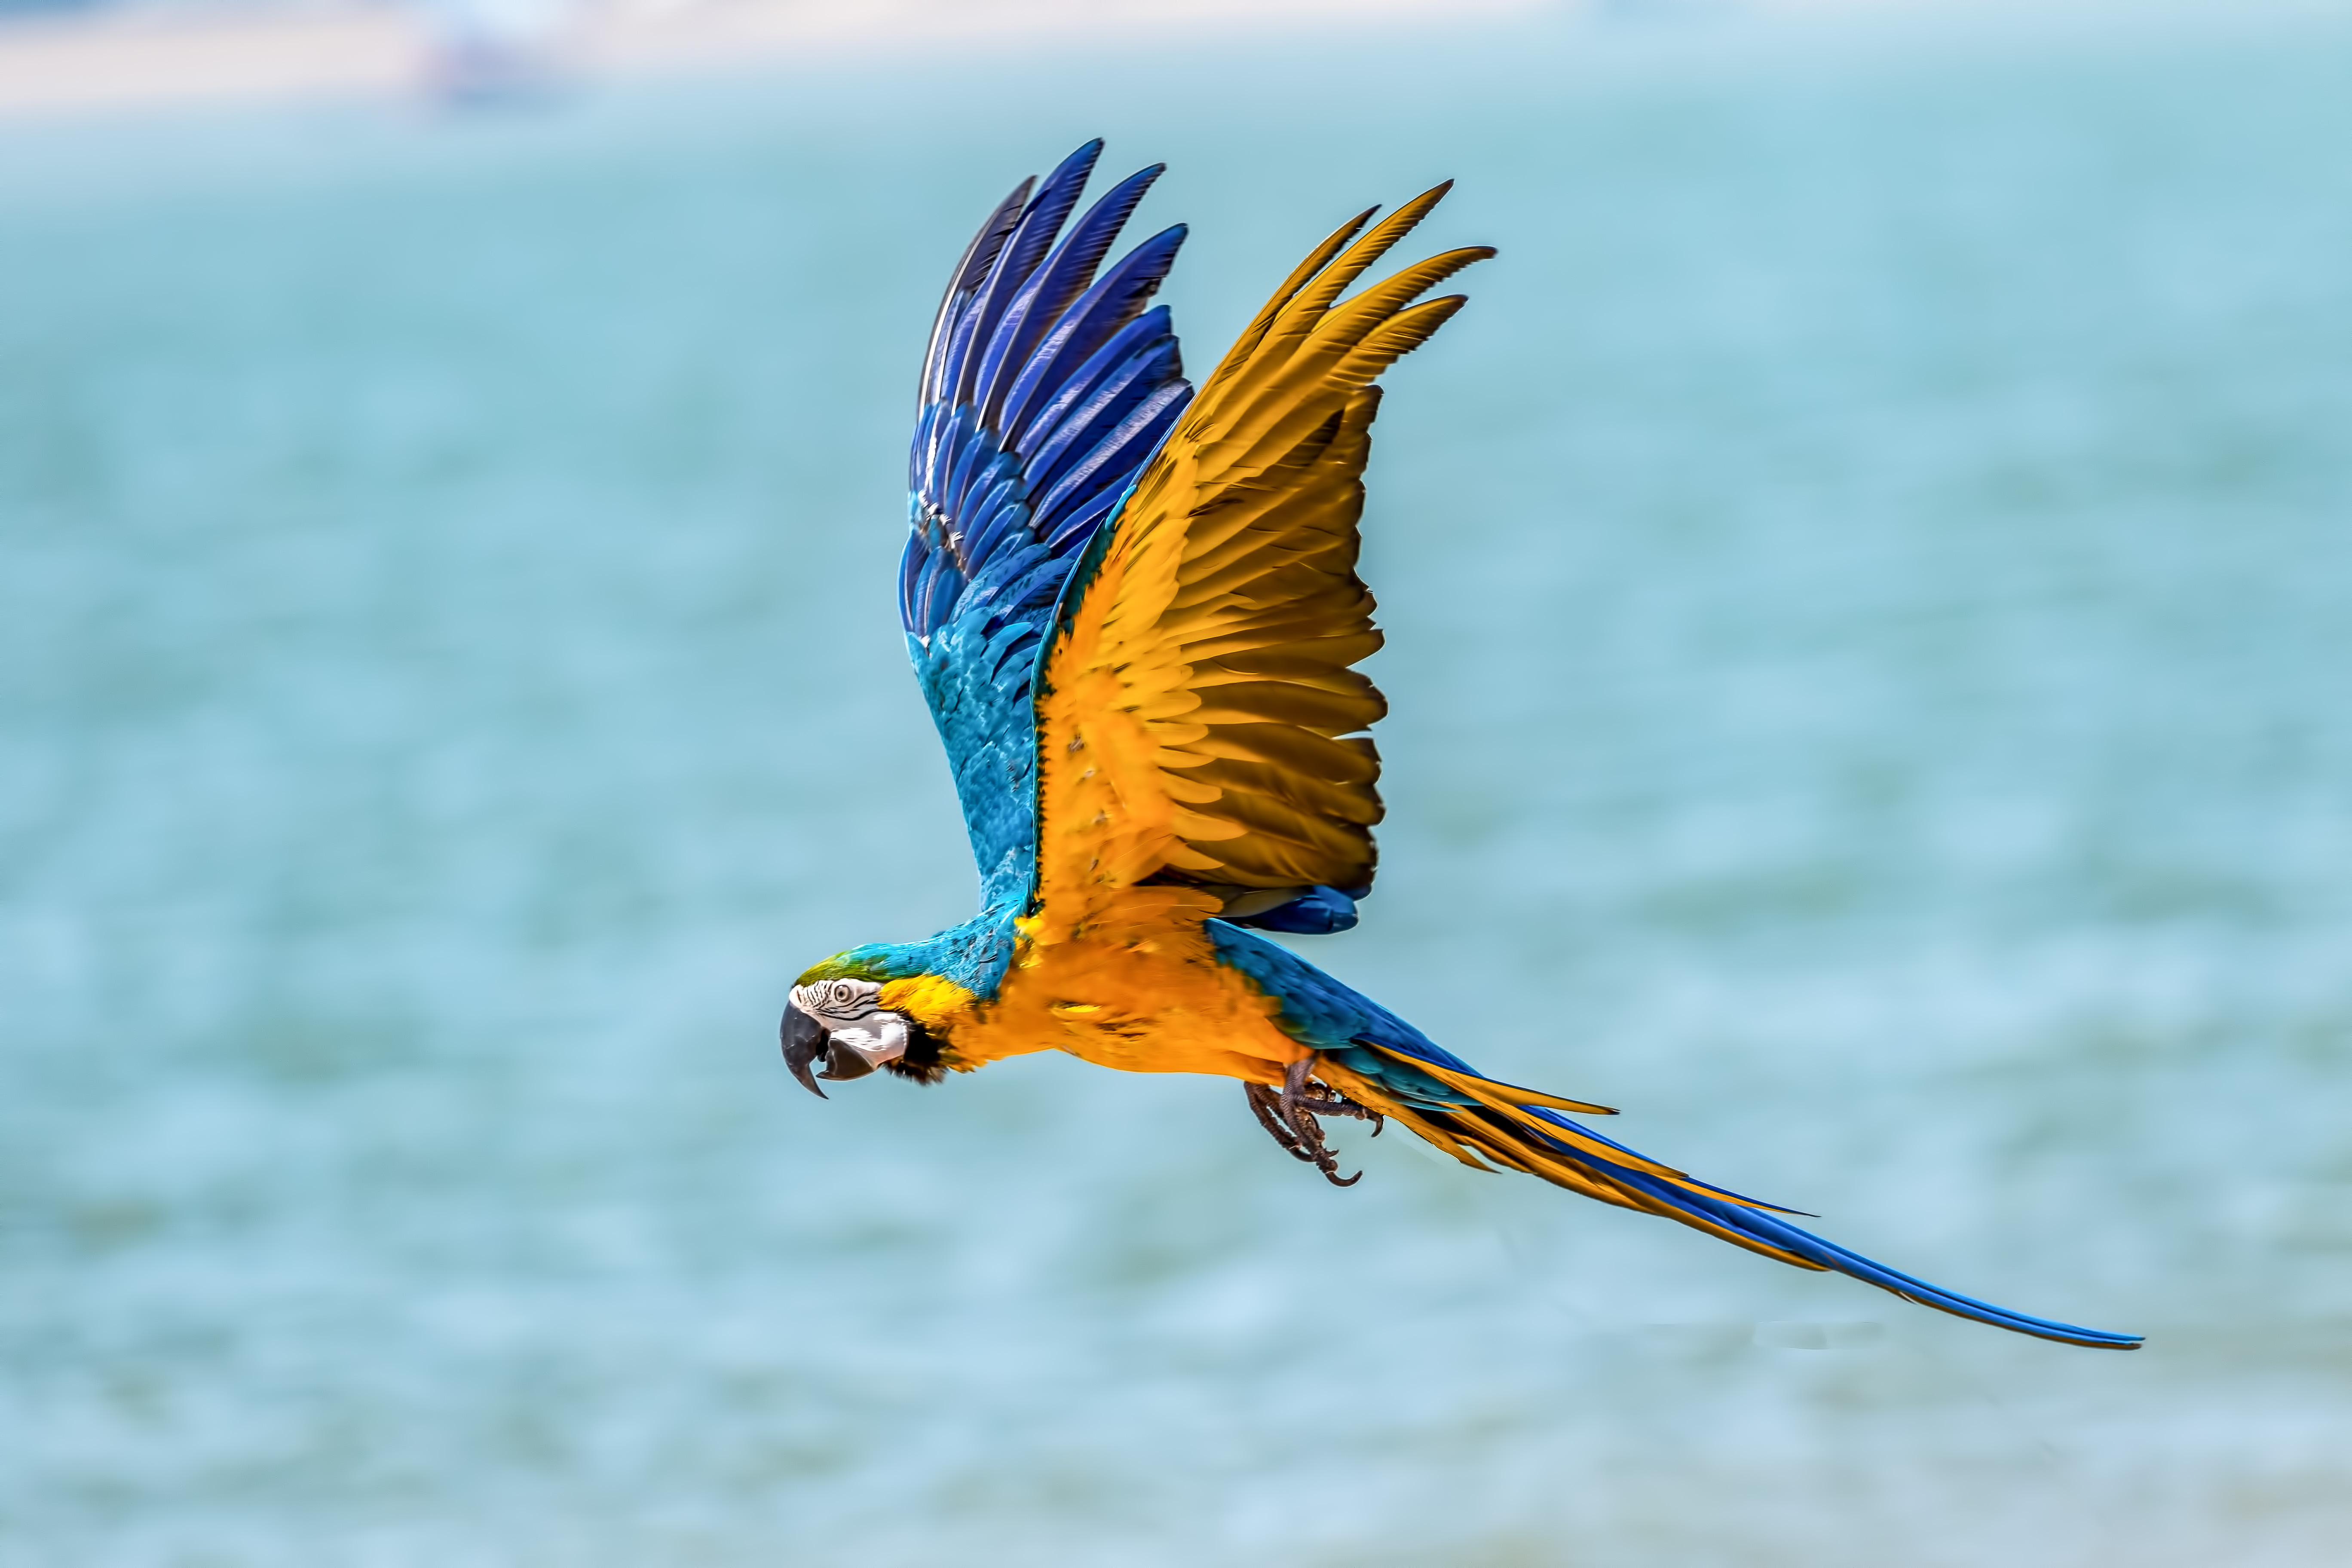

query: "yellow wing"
xmin=1031 ymin=185 xmax=1490 ymax=940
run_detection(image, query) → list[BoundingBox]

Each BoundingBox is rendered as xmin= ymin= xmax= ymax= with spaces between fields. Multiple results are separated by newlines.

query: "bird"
xmin=778 ymin=140 xmax=2141 ymax=1351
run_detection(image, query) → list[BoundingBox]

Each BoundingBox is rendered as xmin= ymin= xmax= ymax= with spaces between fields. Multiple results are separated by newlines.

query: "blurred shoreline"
xmin=0 ymin=0 xmax=1548 ymax=120
xmin=7 ymin=0 xmax=2341 ymax=123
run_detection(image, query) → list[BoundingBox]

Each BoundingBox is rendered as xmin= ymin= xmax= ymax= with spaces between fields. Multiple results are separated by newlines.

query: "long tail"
xmin=1311 ymin=1042 xmax=2142 ymax=1351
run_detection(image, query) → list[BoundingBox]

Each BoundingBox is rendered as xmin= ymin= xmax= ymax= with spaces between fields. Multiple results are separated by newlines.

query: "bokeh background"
xmin=5 ymin=3 xmax=2351 ymax=1564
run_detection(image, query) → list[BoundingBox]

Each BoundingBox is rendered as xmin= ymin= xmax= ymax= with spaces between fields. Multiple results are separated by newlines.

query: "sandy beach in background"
xmin=13 ymin=0 xmax=2298 ymax=123
xmin=0 ymin=0 xmax=1547 ymax=120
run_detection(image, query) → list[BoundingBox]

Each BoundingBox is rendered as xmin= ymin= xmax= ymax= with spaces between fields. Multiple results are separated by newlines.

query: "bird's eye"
xmin=828 ymin=980 xmax=861 ymax=1009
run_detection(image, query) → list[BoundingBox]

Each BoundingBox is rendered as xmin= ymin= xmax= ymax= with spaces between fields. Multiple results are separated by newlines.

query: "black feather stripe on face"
xmin=881 ymin=1017 xmax=948 ymax=1085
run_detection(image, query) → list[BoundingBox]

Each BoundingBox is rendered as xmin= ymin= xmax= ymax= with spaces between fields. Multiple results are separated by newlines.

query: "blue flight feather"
xmin=974 ymin=164 xmax=1165 ymax=431
xmin=921 ymin=181 xmax=1032 ymax=406
xmin=897 ymin=143 xmax=1194 ymax=979
xmin=946 ymin=142 xmax=1100 ymax=411
xmin=1240 ymin=885 xmax=1363 ymax=934
xmin=1021 ymin=335 xmax=1177 ymax=496
xmin=1013 ymin=300 xmax=1179 ymax=466
xmin=1005 ymin=232 xmax=1189 ymax=446
xmin=1035 ymin=380 xmax=1190 ymax=529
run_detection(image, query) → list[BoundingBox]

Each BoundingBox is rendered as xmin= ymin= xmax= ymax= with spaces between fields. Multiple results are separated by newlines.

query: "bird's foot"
xmin=1281 ymin=1055 xmax=1384 ymax=1139
xmin=1242 ymin=1060 xmax=1383 ymax=1188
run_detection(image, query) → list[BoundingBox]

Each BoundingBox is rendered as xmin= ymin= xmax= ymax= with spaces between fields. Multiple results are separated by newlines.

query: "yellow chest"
xmin=934 ymin=917 xmax=1304 ymax=1084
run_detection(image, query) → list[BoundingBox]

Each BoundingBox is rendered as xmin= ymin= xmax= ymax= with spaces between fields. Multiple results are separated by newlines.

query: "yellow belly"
xmin=882 ymin=906 xmax=1305 ymax=1085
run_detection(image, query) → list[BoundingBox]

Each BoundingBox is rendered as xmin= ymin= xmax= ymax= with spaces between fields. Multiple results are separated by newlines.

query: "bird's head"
xmin=779 ymin=953 xmax=967 ymax=1097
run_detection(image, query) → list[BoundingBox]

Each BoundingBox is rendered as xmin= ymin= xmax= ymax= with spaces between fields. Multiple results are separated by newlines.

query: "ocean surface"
xmin=4 ymin=12 xmax=2350 ymax=1565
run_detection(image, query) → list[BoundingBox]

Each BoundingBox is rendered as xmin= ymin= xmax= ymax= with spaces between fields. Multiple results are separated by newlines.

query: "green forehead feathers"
xmin=795 ymin=951 xmax=897 ymax=986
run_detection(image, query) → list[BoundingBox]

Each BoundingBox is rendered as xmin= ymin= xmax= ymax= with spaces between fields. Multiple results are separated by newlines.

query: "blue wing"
xmin=902 ymin=141 xmax=1194 ymax=916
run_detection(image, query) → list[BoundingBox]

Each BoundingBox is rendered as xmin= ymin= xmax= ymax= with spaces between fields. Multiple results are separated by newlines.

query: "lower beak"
xmin=781 ymin=1000 xmax=830 ymax=1098
xmin=820 ymin=1041 xmax=880 ymax=1082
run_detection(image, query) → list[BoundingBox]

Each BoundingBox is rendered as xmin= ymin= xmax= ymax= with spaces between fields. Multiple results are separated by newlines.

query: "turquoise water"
xmin=5 ymin=14 xmax=2351 ymax=1565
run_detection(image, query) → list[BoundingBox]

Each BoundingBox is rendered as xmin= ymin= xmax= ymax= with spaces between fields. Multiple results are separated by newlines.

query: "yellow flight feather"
xmin=1311 ymin=1057 xmax=1827 ymax=1270
xmin=1033 ymin=186 xmax=1493 ymax=922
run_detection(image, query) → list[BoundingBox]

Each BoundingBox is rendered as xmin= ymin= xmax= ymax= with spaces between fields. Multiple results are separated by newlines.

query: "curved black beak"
xmin=781 ymin=999 xmax=829 ymax=1098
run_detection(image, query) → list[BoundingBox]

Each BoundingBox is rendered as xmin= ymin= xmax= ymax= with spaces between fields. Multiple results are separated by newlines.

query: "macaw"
xmin=779 ymin=141 xmax=2140 ymax=1351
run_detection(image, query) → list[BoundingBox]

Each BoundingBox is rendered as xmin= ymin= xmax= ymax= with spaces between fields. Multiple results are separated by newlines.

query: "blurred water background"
xmin=5 ymin=8 xmax=2352 ymax=1564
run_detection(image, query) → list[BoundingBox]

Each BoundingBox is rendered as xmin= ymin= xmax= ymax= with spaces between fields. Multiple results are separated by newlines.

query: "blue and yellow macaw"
xmin=780 ymin=141 xmax=2140 ymax=1351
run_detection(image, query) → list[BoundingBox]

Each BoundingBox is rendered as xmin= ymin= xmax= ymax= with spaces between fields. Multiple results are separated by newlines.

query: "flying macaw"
xmin=779 ymin=141 xmax=2140 ymax=1351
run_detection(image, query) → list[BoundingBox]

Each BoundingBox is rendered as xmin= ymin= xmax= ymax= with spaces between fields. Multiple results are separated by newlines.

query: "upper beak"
xmin=781 ymin=999 xmax=894 ymax=1097
xmin=781 ymin=999 xmax=829 ymax=1098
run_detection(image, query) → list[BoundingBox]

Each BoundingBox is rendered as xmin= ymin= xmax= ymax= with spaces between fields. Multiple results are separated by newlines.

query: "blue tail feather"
xmin=1200 ymin=920 xmax=2141 ymax=1351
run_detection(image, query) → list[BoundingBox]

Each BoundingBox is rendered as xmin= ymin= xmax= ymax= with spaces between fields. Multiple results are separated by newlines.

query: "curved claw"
xmin=1260 ymin=1060 xmax=1368 ymax=1188
xmin=1246 ymin=1081 xmax=1317 ymax=1163
xmin=781 ymin=1000 xmax=829 ymax=1099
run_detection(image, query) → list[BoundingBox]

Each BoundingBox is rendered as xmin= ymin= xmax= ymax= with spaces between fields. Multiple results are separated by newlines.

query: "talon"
xmin=1245 ymin=1081 xmax=1316 ymax=1163
xmin=1243 ymin=1060 xmax=1377 ymax=1187
xmin=1280 ymin=1057 xmax=1320 ymax=1142
xmin=1308 ymin=1139 xmax=1360 ymax=1186
xmin=1250 ymin=1058 xmax=1370 ymax=1191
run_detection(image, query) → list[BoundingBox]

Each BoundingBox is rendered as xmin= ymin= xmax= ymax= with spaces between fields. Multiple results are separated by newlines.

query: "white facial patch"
xmin=796 ymin=978 xmax=882 ymax=1022
xmin=791 ymin=978 xmax=909 ymax=1069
